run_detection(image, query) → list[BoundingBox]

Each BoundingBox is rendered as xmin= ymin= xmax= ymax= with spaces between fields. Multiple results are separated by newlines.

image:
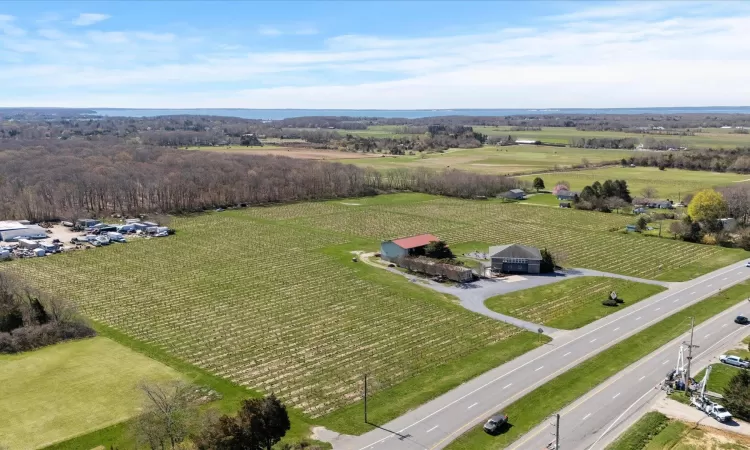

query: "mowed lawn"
xmin=0 ymin=337 xmax=181 ymax=450
xmin=519 ymin=166 xmax=750 ymax=200
xmin=485 ymin=277 xmax=666 ymax=329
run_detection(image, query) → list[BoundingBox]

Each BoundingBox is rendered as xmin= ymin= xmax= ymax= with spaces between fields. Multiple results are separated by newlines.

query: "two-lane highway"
xmin=335 ymin=262 xmax=750 ymax=450
xmin=514 ymin=296 xmax=750 ymax=450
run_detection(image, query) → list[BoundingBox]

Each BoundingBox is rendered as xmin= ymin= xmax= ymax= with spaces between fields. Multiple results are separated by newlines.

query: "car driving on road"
xmin=483 ymin=413 xmax=509 ymax=434
xmin=720 ymin=354 xmax=750 ymax=368
xmin=735 ymin=316 xmax=749 ymax=325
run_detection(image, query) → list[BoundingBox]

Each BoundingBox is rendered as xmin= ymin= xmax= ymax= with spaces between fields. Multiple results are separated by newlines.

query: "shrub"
xmin=602 ymin=298 xmax=619 ymax=307
xmin=701 ymin=234 xmax=718 ymax=245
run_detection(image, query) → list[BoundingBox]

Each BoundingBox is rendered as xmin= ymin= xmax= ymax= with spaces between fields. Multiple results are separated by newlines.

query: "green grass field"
xmin=474 ymin=126 xmax=750 ymax=150
xmin=518 ymin=166 xmax=750 ymax=200
xmin=694 ymin=363 xmax=742 ymax=394
xmin=606 ymin=411 xmax=671 ymax=450
xmin=3 ymin=194 xmax=747 ymax=443
xmin=340 ymin=145 xmax=637 ymax=174
xmin=446 ymin=281 xmax=750 ymax=450
xmin=0 ymin=337 xmax=182 ymax=450
xmin=484 ymin=277 xmax=666 ymax=329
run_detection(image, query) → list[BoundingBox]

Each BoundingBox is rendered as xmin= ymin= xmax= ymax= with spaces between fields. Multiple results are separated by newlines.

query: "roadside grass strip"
xmin=445 ymin=281 xmax=750 ymax=449
xmin=485 ymin=277 xmax=666 ymax=330
xmin=605 ymin=411 xmax=670 ymax=450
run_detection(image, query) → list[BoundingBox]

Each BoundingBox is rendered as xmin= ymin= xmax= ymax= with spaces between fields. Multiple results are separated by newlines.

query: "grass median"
xmin=446 ymin=280 xmax=750 ymax=449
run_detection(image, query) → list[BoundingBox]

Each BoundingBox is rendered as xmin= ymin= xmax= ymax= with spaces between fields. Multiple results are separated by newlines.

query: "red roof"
xmin=390 ymin=234 xmax=439 ymax=249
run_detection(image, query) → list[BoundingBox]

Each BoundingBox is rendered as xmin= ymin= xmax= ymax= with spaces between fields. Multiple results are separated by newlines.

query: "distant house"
xmin=501 ymin=189 xmax=526 ymax=200
xmin=489 ymin=244 xmax=542 ymax=274
xmin=720 ymin=218 xmax=738 ymax=231
xmin=380 ymin=234 xmax=440 ymax=262
xmin=556 ymin=190 xmax=579 ymax=201
xmin=515 ymin=140 xmax=538 ymax=145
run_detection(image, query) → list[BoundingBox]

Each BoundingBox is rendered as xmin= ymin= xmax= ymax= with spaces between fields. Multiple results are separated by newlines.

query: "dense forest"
xmin=0 ymin=139 xmax=519 ymax=221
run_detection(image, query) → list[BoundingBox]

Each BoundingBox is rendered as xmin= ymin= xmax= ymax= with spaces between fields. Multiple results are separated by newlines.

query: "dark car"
xmin=483 ymin=413 xmax=509 ymax=434
xmin=735 ymin=316 xmax=749 ymax=325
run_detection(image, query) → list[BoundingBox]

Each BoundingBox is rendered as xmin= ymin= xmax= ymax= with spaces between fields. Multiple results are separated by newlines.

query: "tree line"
xmin=0 ymin=272 xmax=94 ymax=353
xmin=624 ymin=147 xmax=750 ymax=173
xmin=0 ymin=140 xmax=519 ymax=221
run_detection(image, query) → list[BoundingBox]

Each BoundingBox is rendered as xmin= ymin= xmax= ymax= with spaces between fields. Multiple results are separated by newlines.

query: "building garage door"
xmin=502 ymin=262 xmax=528 ymax=273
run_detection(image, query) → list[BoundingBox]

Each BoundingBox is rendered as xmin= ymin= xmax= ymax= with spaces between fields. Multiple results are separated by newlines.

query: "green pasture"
xmin=0 ymin=337 xmax=181 ymax=450
xmin=474 ymin=126 xmax=750 ymax=149
xmin=340 ymin=145 xmax=637 ymax=174
xmin=519 ymin=166 xmax=750 ymax=200
xmin=485 ymin=277 xmax=666 ymax=329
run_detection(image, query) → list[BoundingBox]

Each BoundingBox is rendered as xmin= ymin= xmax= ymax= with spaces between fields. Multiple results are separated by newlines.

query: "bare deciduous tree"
xmin=134 ymin=382 xmax=200 ymax=450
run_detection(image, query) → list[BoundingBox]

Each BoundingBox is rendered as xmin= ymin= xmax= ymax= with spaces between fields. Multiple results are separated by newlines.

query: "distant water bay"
xmin=94 ymin=106 xmax=750 ymax=120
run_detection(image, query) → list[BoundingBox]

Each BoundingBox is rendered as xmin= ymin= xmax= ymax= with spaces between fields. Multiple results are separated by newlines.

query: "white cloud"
xmin=72 ymin=13 xmax=111 ymax=26
xmin=258 ymin=25 xmax=282 ymax=36
xmin=86 ymin=30 xmax=128 ymax=44
xmin=3 ymin=3 xmax=750 ymax=108
xmin=37 ymin=28 xmax=65 ymax=40
xmin=0 ymin=14 xmax=25 ymax=37
xmin=134 ymin=32 xmax=176 ymax=42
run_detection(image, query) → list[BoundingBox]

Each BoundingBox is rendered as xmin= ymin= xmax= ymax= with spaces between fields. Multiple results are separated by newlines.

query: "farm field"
xmin=339 ymin=145 xmax=638 ymax=175
xmin=518 ymin=166 xmax=750 ymax=200
xmin=607 ymin=411 xmax=750 ymax=450
xmin=312 ymin=125 xmax=750 ymax=149
xmin=473 ymin=126 xmax=750 ymax=150
xmin=3 ymin=194 xmax=747 ymax=435
xmin=0 ymin=337 xmax=181 ymax=450
xmin=484 ymin=277 xmax=666 ymax=329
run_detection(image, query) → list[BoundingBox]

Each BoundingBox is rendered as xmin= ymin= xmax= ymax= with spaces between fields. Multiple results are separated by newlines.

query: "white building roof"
xmin=0 ymin=221 xmax=28 ymax=232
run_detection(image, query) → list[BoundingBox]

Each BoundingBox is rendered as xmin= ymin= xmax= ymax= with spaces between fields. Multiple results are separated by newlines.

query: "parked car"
xmin=483 ymin=413 xmax=509 ymax=435
xmin=746 ymin=261 xmax=750 ymax=268
xmin=735 ymin=316 xmax=749 ymax=325
xmin=719 ymin=354 xmax=750 ymax=368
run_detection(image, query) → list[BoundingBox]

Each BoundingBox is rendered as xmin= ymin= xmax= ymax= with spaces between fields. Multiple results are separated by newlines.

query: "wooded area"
xmin=0 ymin=139 xmax=518 ymax=220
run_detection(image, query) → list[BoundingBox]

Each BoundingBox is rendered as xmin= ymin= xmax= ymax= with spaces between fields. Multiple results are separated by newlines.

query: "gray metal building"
xmin=489 ymin=244 xmax=543 ymax=274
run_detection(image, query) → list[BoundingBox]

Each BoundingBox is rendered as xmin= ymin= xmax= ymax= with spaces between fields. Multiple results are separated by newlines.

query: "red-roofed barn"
xmin=380 ymin=234 xmax=439 ymax=262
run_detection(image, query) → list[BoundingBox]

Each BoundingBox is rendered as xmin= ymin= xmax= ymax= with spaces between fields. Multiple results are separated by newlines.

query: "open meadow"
xmin=339 ymin=145 xmax=637 ymax=174
xmin=474 ymin=126 xmax=750 ymax=149
xmin=3 ymin=194 xmax=747 ymax=436
xmin=313 ymin=125 xmax=750 ymax=149
xmin=518 ymin=166 xmax=750 ymax=200
xmin=0 ymin=337 xmax=181 ymax=449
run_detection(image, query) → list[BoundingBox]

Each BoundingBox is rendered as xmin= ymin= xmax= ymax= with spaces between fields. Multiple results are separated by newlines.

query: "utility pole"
xmin=684 ymin=317 xmax=696 ymax=396
xmin=546 ymin=413 xmax=560 ymax=449
xmin=364 ymin=374 xmax=368 ymax=423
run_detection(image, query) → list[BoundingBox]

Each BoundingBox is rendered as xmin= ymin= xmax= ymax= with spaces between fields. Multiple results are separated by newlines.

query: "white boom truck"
xmin=690 ymin=365 xmax=733 ymax=422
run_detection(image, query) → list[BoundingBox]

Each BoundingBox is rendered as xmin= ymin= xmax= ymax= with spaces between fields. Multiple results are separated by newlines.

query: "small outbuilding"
xmin=380 ymin=234 xmax=439 ymax=262
xmin=501 ymin=189 xmax=526 ymax=200
xmin=556 ymin=190 xmax=579 ymax=201
xmin=720 ymin=218 xmax=738 ymax=232
xmin=489 ymin=244 xmax=543 ymax=274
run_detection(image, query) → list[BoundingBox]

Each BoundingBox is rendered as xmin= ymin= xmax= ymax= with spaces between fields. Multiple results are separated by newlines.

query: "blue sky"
xmin=1 ymin=1 xmax=749 ymax=108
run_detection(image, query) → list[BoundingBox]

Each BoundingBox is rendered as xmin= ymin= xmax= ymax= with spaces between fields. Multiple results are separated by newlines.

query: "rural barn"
xmin=380 ymin=234 xmax=439 ymax=262
xmin=500 ymin=189 xmax=526 ymax=200
xmin=489 ymin=244 xmax=543 ymax=274
xmin=0 ymin=221 xmax=47 ymax=242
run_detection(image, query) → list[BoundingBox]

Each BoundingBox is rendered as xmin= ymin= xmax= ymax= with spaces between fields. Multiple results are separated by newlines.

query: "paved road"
xmin=359 ymin=251 xmax=673 ymax=335
xmin=328 ymin=261 xmax=750 ymax=450
xmin=515 ymin=298 xmax=750 ymax=450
